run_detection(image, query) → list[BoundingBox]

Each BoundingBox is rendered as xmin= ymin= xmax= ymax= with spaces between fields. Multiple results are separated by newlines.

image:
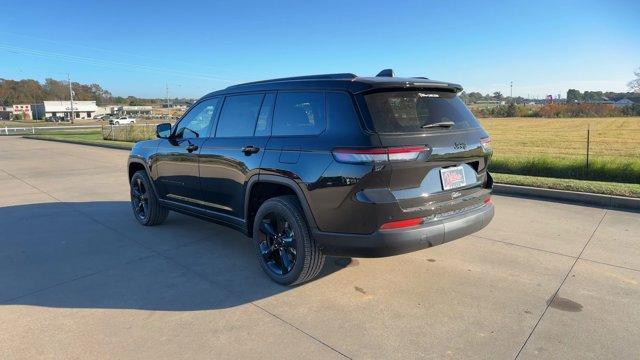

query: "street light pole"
xmin=68 ymin=73 xmax=75 ymax=123
xmin=166 ymin=82 xmax=170 ymax=108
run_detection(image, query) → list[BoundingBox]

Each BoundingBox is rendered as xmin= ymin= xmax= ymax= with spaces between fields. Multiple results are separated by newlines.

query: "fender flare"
xmin=127 ymin=158 xmax=160 ymax=199
xmin=244 ymin=174 xmax=319 ymax=231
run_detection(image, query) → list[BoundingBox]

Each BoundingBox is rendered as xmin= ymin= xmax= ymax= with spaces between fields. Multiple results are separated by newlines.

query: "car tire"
xmin=130 ymin=170 xmax=168 ymax=226
xmin=115 ymin=121 xmax=120 ymax=125
xmin=253 ymin=195 xmax=325 ymax=286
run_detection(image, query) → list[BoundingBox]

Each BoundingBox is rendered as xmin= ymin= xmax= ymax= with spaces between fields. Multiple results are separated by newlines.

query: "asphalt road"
xmin=1 ymin=137 xmax=638 ymax=359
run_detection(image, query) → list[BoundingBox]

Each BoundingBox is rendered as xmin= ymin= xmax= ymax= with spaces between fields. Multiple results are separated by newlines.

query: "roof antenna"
xmin=376 ymin=69 xmax=394 ymax=77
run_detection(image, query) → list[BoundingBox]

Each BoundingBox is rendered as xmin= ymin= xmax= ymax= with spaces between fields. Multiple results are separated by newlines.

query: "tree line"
xmin=0 ymin=78 xmax=114 ymax=106
xmin=461 ymin=90 xmax=640 ymax=104
xmin=472 ymin=103 xmax=640 ymax=118
xmin=0 ymin=78 xmax=178 ymax=107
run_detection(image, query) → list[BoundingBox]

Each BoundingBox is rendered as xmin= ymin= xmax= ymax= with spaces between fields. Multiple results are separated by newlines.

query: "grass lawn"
xmin=493 ymin=173 xmax=640 ymax=198
xmin=480 ymin=117 xmax=640 ymax=183
xmin=19 ymin=116 xmax=640 ymax=198
xmin=24 ymin=132 xmax=133 ymax=150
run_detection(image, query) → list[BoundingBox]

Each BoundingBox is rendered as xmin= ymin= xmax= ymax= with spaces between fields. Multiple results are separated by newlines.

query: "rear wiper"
xmin=421 ymin=121 xmax=455 ymax=129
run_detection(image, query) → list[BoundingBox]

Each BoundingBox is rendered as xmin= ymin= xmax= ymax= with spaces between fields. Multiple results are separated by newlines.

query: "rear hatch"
xmin=356 ymin=89 xmax=492 ymax=215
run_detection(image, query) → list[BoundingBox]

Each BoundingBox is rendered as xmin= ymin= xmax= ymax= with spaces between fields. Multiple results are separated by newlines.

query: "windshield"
xmin=363 ymin=91 xmax=480 ymax=133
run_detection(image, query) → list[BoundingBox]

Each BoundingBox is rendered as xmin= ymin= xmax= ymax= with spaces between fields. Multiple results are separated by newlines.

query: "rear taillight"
xmin=379 ymin=217 xmax=424 ymax=230
xmin=332 ymin=146 xmax=428 ymax=164
xmin=484 ymin=196 xmax=492 ymax=205
xmin=480 ymin=137 xmax=492 ymax=152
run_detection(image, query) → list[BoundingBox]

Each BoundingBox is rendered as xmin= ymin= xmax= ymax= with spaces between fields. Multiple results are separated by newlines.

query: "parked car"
xmin=127 ymin=70 xmax=494 ymax=285
xmin=93 ymin=114 xmax=109 ymax=121
xmin=46 ymin=116 xmax=63 ymax=122
xmin=109 ymin=117 xmax=136 ymax=125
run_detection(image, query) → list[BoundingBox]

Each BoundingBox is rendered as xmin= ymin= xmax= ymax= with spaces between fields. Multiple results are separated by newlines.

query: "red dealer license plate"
xmin=440 ymin=166 xmax=466 ymax=191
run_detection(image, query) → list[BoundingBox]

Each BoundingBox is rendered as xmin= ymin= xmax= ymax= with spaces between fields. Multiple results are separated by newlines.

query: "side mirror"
xmin=156 ymin=123 xmax=172 ymax=138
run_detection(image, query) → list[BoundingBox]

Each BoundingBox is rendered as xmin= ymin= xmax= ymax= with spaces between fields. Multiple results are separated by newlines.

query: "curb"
xmin=22 ymin=136 xmax=132 ymax=151
xmin=493 ymin=183 xmax=640 ymax=212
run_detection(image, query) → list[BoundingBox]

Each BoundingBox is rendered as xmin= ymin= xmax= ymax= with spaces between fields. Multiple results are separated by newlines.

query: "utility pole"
xmin=68 ymin=73 xmax=75 ymax=123
xmin=510 ymin=81 xmax=513 ymax=100
xmin=165 ymin=82 xmax=170 ymax=108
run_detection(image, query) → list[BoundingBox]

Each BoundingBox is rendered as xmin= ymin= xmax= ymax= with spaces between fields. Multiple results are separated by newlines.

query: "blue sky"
xmin=1 ymin=0 xmax=638 ymax=98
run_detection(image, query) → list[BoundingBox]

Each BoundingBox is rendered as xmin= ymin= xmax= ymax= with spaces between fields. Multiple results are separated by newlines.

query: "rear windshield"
xmin=362 ymin=91 xmax=480 ymax=133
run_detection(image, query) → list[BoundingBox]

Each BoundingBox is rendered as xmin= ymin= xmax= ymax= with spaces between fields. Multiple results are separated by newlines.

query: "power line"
xmin=0 ymin=31 xmax=239 ymax=75
xmin=0 ymin=43 xmax=234 ymax=82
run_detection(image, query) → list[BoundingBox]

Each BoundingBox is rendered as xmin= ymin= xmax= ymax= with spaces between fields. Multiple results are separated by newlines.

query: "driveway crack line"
xmin=514 ymin=209 xmax=609 ymax=359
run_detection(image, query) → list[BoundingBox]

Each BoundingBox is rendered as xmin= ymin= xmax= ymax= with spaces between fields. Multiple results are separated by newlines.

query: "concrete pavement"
xmin=0 ymin=137 xmax=638 ymax=359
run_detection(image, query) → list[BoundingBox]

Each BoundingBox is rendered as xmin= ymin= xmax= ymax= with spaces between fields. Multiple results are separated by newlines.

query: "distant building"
xmin=0 ymin=108 xmax=11 ymax=120
xmin=106 ymin=105 xmax=152 ymax=116
xmin=614 ymin=98 xmax=634 ymax=107
xmin=12 ymin=104 xmax=32 ymax=119
xmin=118 ymin=105 xmax=152 ymax=116
xmin=37 ymin=101 xmax=98 ymax=119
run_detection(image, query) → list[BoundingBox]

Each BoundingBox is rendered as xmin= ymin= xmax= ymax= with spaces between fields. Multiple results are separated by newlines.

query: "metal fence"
xmin=101 ymin=123 xmax=157 ymax=142
xmin=0 ymin=125 xmax=102 ymax=136
xmin=484 ymin=125 xmax=640 ymax=181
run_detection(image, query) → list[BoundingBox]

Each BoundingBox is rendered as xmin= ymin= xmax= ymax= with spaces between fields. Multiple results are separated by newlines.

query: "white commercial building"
xmin=107 ymin=105 xmax=153 ymax=116
xmin=39 ymin=101 xmax=98 ymax=119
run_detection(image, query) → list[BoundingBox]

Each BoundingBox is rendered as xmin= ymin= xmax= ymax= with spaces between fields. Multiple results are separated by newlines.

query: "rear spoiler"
xmin=352 ymin=80 xmax=463 ymax=94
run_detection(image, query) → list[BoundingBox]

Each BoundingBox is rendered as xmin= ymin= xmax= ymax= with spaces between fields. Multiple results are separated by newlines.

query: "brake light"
xmin=480 ymin=137 xmax=492 ymax=152
xmin=332 ymin=146 xmax=428 ymax=164
xmin=484 ymin=196 xmax=492 ymax=204
xmin=380 ymin=217 xmax=424 ymax=230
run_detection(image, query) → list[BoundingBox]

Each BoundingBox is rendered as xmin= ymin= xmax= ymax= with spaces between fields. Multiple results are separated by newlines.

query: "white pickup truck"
xmin=109 ymin=117 xmax=137 ymax=125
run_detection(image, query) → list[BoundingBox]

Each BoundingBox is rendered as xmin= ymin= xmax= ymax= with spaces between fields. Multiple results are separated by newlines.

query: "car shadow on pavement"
xmin=0 ymin=201 xmax=349 ymax=310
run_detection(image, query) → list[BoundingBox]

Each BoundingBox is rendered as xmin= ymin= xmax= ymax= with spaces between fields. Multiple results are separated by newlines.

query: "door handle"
xmin=242 ymin=145 xmax=260 ymax=155
xmin=186 ymin=143 xmax=199 ymax=153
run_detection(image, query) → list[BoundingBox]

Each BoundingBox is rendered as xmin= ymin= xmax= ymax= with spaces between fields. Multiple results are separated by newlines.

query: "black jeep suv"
xmin=128 ymin=70 xmax=494 ymax=285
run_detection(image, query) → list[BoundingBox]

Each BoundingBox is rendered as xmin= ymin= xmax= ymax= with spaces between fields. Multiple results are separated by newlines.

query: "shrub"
xmin=537 ymin=103 xmax=620 ymax=118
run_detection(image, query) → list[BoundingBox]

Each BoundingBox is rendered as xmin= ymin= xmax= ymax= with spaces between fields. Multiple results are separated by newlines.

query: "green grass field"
xmin=25 ymin=131 xmax=133 ymax=149
xmin=492 ymin=173 xmax=640 ymax=198
xmin=20 ymin=116 xmax=640 ymax=198
xmin=480 ymin=117 xmax=640 ymax=184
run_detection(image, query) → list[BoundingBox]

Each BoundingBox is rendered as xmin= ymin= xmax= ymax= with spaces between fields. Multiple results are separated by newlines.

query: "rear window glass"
xmin=273 ymin=92 xmax=325 ymax=136
xmin=363 ymin=91 xmax=479 ymax=133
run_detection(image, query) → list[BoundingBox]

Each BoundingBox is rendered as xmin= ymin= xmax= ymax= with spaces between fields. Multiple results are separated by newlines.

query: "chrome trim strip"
xmin=166 ymin=193 xmax=233 ymax=212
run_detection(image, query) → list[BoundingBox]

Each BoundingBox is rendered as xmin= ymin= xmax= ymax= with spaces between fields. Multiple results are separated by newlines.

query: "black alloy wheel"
xmin=130 ymin=170 xmax=169 ymax=226
xmin=258 ymin=212 xmax=297 ymax=275
xmin=131 ymin=176 xmax=149 ymax=222
xmin=253 ymin=195 xmax=325 ymax=285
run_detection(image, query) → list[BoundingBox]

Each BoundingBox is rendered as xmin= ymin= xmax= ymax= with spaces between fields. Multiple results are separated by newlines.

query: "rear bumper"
xmin=313 ymin=203 xmax=494 ymax=257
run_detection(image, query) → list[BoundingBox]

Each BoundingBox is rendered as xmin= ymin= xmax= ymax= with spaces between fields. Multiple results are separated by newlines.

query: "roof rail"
xmin=227 ymin=73 xmax=357 ymax=88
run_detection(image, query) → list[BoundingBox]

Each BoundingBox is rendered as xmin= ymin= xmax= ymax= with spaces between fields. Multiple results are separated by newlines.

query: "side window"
xmin=255 ymin=92 xmax=276 ymax=137
xmin=216 ymin=94 xmax=264 ymax=137
xmin=273 ymin=92 xmax=325 ymax=136
xmin=326 ymin=92 xmax=362 ymax=133
xmin=174 ymin=98 xmax=220 ymax=139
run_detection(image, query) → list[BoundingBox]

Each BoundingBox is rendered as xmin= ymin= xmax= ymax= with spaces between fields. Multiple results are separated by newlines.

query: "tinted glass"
xmin=174 ymin=98 xmax=220 ymax=139
xmin=327 ymin=92 xmax=359 ymax=126
xmin=273 ymin=92 xmax=325 ymax=136
xmin=216 ymin=94 xmax=264 ymax=137
xmin=363 ymin=91 xmax=480 ymax=133
xmin=255 ymin=92 xmax=275 ymax=136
